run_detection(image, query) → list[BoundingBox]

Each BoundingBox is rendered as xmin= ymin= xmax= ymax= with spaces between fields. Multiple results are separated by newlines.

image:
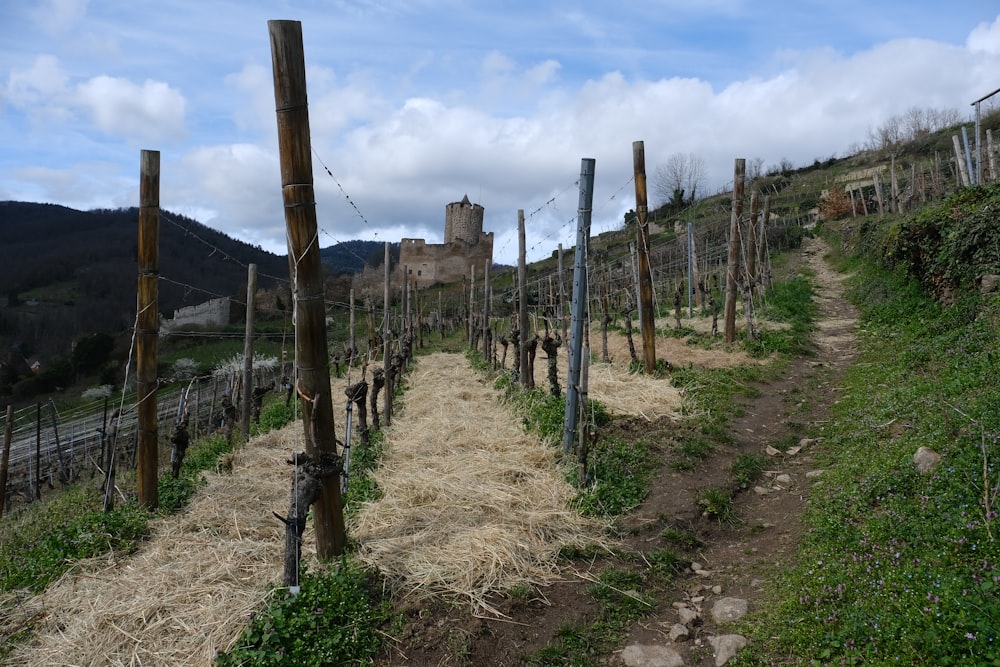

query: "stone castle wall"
xmin=161 ymin=297 xmax=230 ymax=333
xmin=400 ymin=196 xmax=493 ymax=288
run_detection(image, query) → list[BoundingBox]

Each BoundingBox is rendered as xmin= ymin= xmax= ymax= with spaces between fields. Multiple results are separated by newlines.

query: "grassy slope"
xmin=737 ymin=186 xmax=1000 ymax=666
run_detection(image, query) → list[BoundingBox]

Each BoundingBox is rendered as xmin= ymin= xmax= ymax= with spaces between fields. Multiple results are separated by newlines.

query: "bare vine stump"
xmin=621 ymin=303 xmax=639 ymax=365
xmin=251 ymin=380 xmax=275 ymax=424
xmin=674 ymin=288 xmax=683 ymax=329
xmin=345 ymin=380 xmax=369 ymax=446
xmin=169 ymin=416 xmax=190 ymax=479
xmin=509 ymin=328 xmax=520 ymax=383
xmin=542 ymin=335 xmax=562 ymax=397
xmin=277 ymin=451 xmax=343 ymax=586
xmin=499 ymin=335 xmax=509 ymax=369
xmin=526 ymin=336 xmax=538 ymax=389
xmin=370 ymin=367 xmax=384 ymax=430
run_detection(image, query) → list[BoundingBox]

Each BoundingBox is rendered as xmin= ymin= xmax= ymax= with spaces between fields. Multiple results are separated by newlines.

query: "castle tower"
xmin=444 ymin=194 xmax=484 ymax=245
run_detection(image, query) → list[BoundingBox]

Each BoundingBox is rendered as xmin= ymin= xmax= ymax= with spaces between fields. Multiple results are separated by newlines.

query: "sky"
xmin=2 ymin=1 xmax=1000 ymax=266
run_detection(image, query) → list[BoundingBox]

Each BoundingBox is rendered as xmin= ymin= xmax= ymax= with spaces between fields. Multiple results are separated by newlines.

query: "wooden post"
xmin=482 ymin=260 xmax=491 ymax=361
xmin=0 ymin=406 xmax=12 ymax=517
xmin=953 ymin=135 xmax=970 ymax=187
xmin=760 ymin=195 xmax=772 ymax=292
xmin=558 ymin=243 xmax=567 ymax=343
xmin=517 ymin=209 xmax=529 ymax=387
xmin=241 ymin=263 xmax=257 ymax=442
xmin=269 ymin=19 xmax=345 ymax=558
xmin=988 ymin=129 xmax=996 ymax=183
xmin=349 ymin=288 xmax=356 ymax=357
xmin=562 ymin=158 xmax=595 ymax=453
xmin=724 ymin=158 xmax=745 ymax=344
xmin=382 ymin=242 xmax=392 ymax=426
xmin=632 ymin=141 xmax=656 ymax=373
xmin=35 ymin=403 xmax=41 ymax=500
xmin=747 ymin=192 xmax=759 ymax=293
xmin=137 ymin=148 xmax=160 ymax=509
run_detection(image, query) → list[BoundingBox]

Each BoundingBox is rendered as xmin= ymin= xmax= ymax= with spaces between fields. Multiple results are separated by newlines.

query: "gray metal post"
xmin=562 ymin=158 xmax=596 ymax=453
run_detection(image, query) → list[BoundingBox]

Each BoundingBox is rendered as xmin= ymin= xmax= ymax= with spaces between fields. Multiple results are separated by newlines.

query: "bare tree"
xmin=654 ymin=152 xmax=706 ymax=207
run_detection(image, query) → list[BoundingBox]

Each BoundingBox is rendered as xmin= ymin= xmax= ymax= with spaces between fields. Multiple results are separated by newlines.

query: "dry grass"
xmin=5 ymin=354 xmax=613 ymax=660
xmin=6 ymin=431 xmax=297 ymax=666
xmin=350 ymin=352 xmax=611 ymax=616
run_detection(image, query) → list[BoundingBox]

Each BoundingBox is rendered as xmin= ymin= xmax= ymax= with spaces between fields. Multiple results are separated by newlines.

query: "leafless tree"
xmin=654 ymin=152 xmax=706 ymax=207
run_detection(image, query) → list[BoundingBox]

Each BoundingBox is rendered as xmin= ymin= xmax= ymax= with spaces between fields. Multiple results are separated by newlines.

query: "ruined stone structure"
xmin=400 ymin=195 xmax=493 ymax=287
xmin=160 ymin=297 xmax=231 ymax=334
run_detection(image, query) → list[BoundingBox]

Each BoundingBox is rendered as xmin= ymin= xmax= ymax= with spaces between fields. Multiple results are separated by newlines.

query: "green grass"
xmin=736 ymin=251 xmax=1000 ymax=666
xmin=216 ymin=558 xmax=391 ymax=667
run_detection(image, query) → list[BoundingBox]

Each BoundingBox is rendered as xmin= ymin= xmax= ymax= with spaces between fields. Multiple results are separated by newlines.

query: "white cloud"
xmin=968 ymin=15 xmax=1000 ymax=54
xmin=75 ymin=75 xmax=187 ymax=145
xmin=28 ymin=0 xmax=88 ymax=37
xmin=4 ymin=55 xmax=71 ymax=121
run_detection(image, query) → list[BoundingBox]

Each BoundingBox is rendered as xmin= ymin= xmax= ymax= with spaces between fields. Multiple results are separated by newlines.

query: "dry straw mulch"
xmin=5 ymin=429 xmax=299 ymax=666
xmin=350 ymin=352 xmax=611 ymax=616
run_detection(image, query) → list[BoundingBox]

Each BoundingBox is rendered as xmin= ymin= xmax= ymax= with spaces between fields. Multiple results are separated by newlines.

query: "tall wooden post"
xmin=137 ymin=149 xmax=160 ymax=509
xmin=724 ymin=158 xmax=745 ymax=344
xmin=562 ymin=158 xmax=595 ymax=453
xmin=349 ymin=288 xmax=356 ymax=355
xmin=269 ymin=19 xmax=345 ymax=558
xmin=241 ymin=263 xmax=257 ymax=442
xmin=482 ymin=259 xmax=491 ymax=361
xmin=517 ymin=209 xmax=529 ymax=387
xmin=747 ymin=192 xmax=759 ymax=292
xmin=383 ymin=242 xmax=392 ymax=426
xmin=0 ymin=405 xmax=13 ymax=517
xmin=558 ymin=243 xmax=567 ymax=343
xmin=632 ymin=141 xmax=656 ymax=373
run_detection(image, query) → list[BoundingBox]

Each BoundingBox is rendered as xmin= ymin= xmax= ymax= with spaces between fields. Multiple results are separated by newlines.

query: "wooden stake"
xmin=0 ymin=406 xmax=12 ymax=517
xmin=241 ymin=263 xmax=257 ymax=442
xmin=517 ymin=209 xmax=529 ymax=387
xmin=724 ymin=158 xmax=745 ymax=344
xmin=136 ymin=148 xmax=160 ymax=509
xmin=269 ymin=19 xmax=345 ymax=558
xmin=632 ymin=141 xmax=656 ymax=373
xmin=383 ymin=242 xmax=392 ymax=427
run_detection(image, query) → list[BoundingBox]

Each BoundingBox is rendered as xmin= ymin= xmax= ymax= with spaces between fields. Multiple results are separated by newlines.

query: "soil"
xmin=378 ymin=234 xmax=860 ymax=666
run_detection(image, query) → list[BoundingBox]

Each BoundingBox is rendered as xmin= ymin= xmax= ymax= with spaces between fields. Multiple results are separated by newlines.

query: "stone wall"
xmin=161 ymin=297 xmax=230 ymax=333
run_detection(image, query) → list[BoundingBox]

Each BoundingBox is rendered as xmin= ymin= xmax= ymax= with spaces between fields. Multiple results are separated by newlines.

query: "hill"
xmin=319 ymin=239 xmax=399 ymax=275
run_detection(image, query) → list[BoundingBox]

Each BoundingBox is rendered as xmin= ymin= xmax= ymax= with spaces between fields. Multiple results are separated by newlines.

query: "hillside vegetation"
xmin=739 ymin=183 xmax=1000 ymax=665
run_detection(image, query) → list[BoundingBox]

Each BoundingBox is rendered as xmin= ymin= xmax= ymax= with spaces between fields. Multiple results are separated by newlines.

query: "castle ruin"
xmin=399 ymin=195 xmax=493 ymax=287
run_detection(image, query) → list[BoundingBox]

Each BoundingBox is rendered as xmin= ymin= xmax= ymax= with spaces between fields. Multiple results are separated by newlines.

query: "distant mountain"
xmin=319 ymin=239 xmax=399 ymax=275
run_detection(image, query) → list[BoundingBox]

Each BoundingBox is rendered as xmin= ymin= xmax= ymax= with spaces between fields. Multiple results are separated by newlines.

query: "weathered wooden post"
xmin=518 ymin=209 xmax=529 ymax=387
xmin=383 ymin=242 xmax=392 ymax=427
xmin=269 ymin=18 xmax=345 ymax=558
xmin=241 ymin=263 xmax=257 ymax=442
xmin=0 ymin=405 xmax=12 ymax=517
xmin=562 ymin=158 xmax=595 ymax=453
xmin=632 ymin=141 xmax=656 ymax=373
xmin=349 ymin=288 xmax=356 ymax=357
xmin=724 ymin=158 xmax=745 ymax=344
xmin=482 ymin=259 xmax=491 ymax=361
xmin=137 ymin=148 xmax=160 ymax=509
xmin=747 ymin=193 xmax=758 ymax=293
xmin=558 ymin=243 xmax=567 ymax=343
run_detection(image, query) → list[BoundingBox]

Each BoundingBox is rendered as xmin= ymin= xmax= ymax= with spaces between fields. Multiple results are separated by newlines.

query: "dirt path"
xmin=376 ymin=234 xmax=861 ymax=666
xmin=617 ymin=234 xmax=859 ymax=666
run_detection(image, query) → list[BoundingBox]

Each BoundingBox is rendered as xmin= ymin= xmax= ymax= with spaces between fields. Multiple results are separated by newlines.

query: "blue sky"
xmin=2 ymin=1 xmax=1000 ymax=265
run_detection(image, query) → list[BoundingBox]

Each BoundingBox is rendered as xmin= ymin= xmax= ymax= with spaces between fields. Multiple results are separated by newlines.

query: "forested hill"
xmin=0 ymin=202 xmax=290 ymax=356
